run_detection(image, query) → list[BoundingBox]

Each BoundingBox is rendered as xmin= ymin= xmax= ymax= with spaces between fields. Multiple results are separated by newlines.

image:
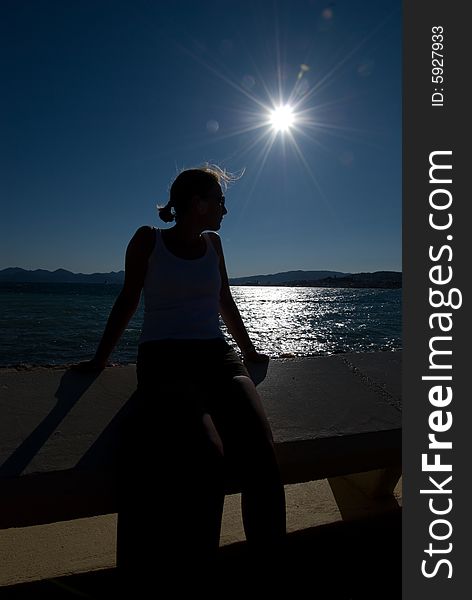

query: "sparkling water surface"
xmin=0 ymin=283 xmax=401 ymax=367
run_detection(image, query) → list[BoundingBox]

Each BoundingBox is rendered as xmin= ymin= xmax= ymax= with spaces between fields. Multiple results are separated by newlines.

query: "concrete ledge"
xmin=0 ymin=352 xmax=401 ymax=529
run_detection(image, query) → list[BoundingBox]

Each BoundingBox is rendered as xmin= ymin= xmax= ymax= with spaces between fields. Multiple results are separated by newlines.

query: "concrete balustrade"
xmin=0 ymin=352 xmax=401 ymax=530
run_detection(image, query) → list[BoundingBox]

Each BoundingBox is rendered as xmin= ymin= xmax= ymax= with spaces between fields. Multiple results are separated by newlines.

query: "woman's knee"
xmin=201 ymin=413 xmax=224 ymax=459
xmin=228 ymin=375 xmax=261 ymax=404
xmin=228 ymin=376 xmax=275 ymax=445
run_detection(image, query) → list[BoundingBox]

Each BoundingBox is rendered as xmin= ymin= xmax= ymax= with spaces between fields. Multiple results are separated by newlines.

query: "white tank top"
xmin=139 ymin=228 xmax=224 ymax=343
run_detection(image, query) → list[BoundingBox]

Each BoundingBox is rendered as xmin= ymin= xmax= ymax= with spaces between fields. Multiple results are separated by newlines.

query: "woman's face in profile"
xmin=199 ymin=183 xmax=227 ymax=230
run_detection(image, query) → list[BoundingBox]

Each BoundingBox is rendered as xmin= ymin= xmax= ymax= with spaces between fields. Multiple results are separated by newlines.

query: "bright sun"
xmin=269 ymin=104 xmax=295 ymax=133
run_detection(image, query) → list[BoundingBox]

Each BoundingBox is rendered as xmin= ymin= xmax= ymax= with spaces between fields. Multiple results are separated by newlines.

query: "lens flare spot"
xmin=206 ymin=119 xmax=219 ymax=133
xmin=357 ymin=59 xmax=375 ymax=77
xmin=322 ymin=8 xmax=334 ymax=20
xmin=242 ymin=74 xmax=256 ymax=89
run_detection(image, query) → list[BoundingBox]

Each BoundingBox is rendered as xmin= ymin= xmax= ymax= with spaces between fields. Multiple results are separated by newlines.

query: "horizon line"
xmin=1 ymin=266 xmax=403 ymax=277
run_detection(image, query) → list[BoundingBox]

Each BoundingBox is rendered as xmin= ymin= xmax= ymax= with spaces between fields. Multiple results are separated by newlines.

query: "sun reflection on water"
xmin=224 ymin=286 xmax=401 ymax=357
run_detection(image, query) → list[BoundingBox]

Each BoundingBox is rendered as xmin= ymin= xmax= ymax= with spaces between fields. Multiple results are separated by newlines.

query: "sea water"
xmin=0 ymin=283 xmax=401 ymax=367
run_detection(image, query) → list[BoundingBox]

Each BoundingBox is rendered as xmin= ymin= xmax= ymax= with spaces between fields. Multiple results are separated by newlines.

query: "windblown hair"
xmin=158 ymin=163 xmax=243 ymax=222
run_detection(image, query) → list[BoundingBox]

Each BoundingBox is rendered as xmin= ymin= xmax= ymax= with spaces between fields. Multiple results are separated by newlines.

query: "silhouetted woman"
xmin=76 ymin=165 xmax=286 ymax=590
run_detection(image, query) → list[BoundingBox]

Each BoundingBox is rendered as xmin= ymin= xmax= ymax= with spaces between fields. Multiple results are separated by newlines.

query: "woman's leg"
xmin=116 ymin=383 xmax=226 ymax=590
xmin=210 ymin=375 xmax=286 ymax=552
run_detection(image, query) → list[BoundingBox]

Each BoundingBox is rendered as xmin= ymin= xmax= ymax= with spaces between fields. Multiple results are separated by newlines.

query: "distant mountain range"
xmin=274 ymin=271 xmax=402 ymax=289
xmin=0 ymin=267 xmax=402 ymax=288
xmin=229 ymin=270 xmax=346 ymax=285
xmin=0 ymin=267 xmax=124 ymax=284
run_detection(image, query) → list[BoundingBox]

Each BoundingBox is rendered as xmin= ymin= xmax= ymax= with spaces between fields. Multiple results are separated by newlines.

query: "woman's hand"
xmin=71 ymin=358 xmax=108 ymax=372
xmin=242 ymin=348 xmax=270 ymax=363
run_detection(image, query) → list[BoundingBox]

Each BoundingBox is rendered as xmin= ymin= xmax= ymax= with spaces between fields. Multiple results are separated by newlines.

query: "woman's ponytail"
xmin=158 ymin=202 xmax=175 ymax=223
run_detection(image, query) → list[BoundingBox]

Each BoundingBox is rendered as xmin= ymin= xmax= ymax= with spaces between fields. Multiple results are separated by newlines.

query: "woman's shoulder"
xmin=205 ymin=231 xmax=222 ymax=249
xmin=128 ymin=225 xmax=157 ymax=255
xmin=205 ymin=231 xmax=221 ymax=244
xmin=204 ymin=231 xmax=225 ymax=262
xmin=134 ymin=224 xmax=156 ymax=237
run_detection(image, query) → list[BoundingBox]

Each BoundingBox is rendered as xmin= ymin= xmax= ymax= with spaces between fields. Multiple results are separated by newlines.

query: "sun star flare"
xmin=269 ymin=104 xmax=295 ymax=133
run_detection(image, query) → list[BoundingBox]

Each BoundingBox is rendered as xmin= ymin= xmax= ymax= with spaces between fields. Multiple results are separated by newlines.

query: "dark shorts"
xmin=135 ymin=337 xmax=250 ymax=415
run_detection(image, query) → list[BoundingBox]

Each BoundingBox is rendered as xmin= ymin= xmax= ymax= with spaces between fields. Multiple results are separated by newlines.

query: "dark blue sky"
xmin=1 ymin=0 xmax=401 ymax=277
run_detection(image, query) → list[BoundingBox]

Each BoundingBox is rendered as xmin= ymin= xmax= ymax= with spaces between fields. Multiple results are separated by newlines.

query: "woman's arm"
xmin=208 ymin=233 xmax=268 ymax=363
xmin=74 ymin=226 xmax=155 ymax=370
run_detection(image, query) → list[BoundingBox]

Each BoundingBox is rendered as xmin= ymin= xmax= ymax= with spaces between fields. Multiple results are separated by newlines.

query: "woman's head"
xmin=158 ymin=164 xmax=241 ymax=225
